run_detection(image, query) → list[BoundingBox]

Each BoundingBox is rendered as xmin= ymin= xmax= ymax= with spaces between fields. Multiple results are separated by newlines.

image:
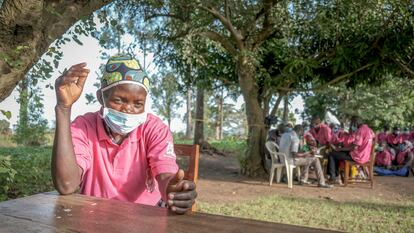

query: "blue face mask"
xmin=351 ymin=125 xmax=357 ymax=132
xmin=333 ymin=127 xmax=339 ymax=133
xmin=102 ymin=107 xmax=147 ymax=135
xmin=399 ymin=144 xmax=406 ymax=151
xmin=286 ymin=127 xmax=293 ymax=133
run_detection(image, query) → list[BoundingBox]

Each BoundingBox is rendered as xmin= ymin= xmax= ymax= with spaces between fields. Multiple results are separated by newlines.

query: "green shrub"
xmin=0 ymin=146 xmax=53 ymax=201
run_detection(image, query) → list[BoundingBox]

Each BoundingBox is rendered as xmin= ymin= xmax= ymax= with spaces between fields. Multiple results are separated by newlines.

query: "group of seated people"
xmin=375 ymin=126 xmax=414 ymax=169
xmin=266 ymin=115 xmax=397 ymax=187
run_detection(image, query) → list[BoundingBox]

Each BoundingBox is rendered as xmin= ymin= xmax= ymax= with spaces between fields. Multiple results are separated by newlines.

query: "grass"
xmin=198 ymin=195 xmax=414 ymax=233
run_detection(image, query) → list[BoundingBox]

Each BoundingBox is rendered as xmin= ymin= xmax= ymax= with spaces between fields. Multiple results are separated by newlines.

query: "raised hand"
xmin=55 ymin=63 xmax=90 ymax=108
xmin=166 ymin=169 xmax=197 ymax=214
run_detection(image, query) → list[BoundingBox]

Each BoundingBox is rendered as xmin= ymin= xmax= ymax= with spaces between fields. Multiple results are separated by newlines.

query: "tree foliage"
xmin=303 ymin=78 xmax=414 ymax=130
xmin=13 ymin=72 xmax=48 ymax=146
xmin=150 ymin=72 xmax=182 ymax=127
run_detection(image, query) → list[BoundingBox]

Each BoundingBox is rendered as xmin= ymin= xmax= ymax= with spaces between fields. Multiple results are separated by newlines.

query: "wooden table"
xmin=0 ymin=192 xmax=338 ymax=233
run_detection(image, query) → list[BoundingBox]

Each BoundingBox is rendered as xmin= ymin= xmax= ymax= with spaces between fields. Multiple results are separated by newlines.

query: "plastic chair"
xmin=265 ymin=141 xmax=300 ymax=189
xmin=174 ymin=144 xmax=200 ymax=211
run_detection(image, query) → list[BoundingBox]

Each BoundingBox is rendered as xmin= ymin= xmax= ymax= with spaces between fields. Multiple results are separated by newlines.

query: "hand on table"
xmin=166 ymin=169 xmax=197 ymax=214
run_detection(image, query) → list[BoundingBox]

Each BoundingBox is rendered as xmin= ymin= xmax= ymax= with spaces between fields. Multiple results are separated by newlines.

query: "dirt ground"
xmin=196 ymin=152 xmax=414 ymax=204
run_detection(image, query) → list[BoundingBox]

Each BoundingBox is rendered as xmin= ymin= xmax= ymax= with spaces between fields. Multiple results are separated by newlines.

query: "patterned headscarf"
xmin=100 ymin=54 xmax=150 ymax=93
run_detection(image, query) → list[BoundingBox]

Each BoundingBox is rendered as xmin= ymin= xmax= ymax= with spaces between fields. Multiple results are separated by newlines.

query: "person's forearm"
xmin=52 ymin=105 xmax=81 ymax=194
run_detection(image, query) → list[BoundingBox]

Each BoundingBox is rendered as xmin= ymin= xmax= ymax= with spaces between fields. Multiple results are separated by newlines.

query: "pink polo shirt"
xmin=387 ymin=133 xmax=403 ymax=145
xmin=375 ymin=149 xmax=394 ymax=167
xmin=350 ymin=124 xmax=374 ymax=164
xmin=342 ymin=132 xmax=355 ymax=147
xmin=70 ymin=111 xmax=179 ymax=206
xmin=310 ymin=123 xmax=332 ymax=146
xmin=376 ymin=132 xmax=388 ymax=143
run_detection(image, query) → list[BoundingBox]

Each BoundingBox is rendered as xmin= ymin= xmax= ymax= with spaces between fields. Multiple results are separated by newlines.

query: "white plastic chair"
xmin=265 ymin=141 xmax=300 ymax=188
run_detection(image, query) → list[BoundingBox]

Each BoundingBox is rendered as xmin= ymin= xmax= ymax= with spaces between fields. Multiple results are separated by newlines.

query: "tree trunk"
xmin=215 ymin=89 xmax=224 ymax=140
xmin=17 ymin=79 xmax=29 ymax=130
xmin=282 ymin=95 xmax=289 ymax=123
xmin=185 ymin=88 xmax=193 ymax=139
xmin=0 ymin=0 xmax=112 ymax=102
xmin=166 ymin=106 xmax=171 ymax=128
xmin=219 ymin=90 xmax=224 ymax=140
xmin=237 ymin=54 xmax=266 ymax=177
xmin=193 ymin=85 xmax=204 ymax=145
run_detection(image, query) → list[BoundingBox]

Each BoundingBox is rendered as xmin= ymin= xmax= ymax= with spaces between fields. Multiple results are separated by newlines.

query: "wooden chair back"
xmin=174 ymin=144 xmax=200 ymax=212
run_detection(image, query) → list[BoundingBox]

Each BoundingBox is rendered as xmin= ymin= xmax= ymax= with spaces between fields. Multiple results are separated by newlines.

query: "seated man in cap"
xmin=279 ymin=124 xmax=333 ymax=188
xmin=52 ymin=54 xmax=196 ymax=214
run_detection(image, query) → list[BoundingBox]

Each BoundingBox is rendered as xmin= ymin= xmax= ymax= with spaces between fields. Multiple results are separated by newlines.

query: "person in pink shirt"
xmin=387 ymin=126 xmax=403 ymax=151
xmin=396 ymin=140 xmax=414 ymax=166
xmin=310 ymin=116 xmax=332 ymax=146
xmin=327 ymin=116 xmax=374 ymax=184
xmin=375 ymin=141 xmax=395 ymax=168
xmin=329 ymin=123 xmax=344 ymax=145
xmin=376 ymin=125 xmax=389 ymax=144
xmin=52 ymin=55 xmax=196 ymax=214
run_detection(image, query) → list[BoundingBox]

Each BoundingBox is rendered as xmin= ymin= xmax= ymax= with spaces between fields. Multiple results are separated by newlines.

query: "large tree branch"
xmin=251 ymin=0 xmax=278 ymax=50
xmin=269 ymin=93 xmax=284 ymax=116
xmin=201 ymin=31 xmax=238 ymax=57
xmin=394 ymin=57 xmax=414 ymax=79
xmin=0 ymin=0 xmax=112 ymax=102
xmin=276 ymin=63 xmax=375 ymax=93
xmin=199 ymin=5 xmax=244 ymax=50
xmin=144 ymin=13 xmax=186 ymax=22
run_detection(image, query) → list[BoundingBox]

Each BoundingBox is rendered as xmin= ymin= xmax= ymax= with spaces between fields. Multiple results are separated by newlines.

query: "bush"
xmin=0 ymin=146 xmax=53 ymax=201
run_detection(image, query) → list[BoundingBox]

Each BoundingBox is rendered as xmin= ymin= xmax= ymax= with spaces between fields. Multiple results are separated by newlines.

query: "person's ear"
xmin=96 ymin=89 xmax=104 ymax=105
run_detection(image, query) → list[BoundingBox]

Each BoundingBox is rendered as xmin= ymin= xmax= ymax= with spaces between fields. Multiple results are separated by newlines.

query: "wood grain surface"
xmin=0 ymin=192 xmax=340 ymax=233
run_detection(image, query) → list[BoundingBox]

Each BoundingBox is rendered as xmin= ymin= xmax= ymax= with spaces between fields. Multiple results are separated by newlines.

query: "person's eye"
xmin=112 ymin=98 xmax=122 ymax=104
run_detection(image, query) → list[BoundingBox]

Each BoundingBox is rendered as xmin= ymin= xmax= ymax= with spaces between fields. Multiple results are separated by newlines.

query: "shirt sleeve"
xmin=323 ymin=126 xmax=332 ymax=144
xmin=70 ymin=116 xmax=92 ymax=181
xmin=146 ymin=122 xmax=179 ymax=177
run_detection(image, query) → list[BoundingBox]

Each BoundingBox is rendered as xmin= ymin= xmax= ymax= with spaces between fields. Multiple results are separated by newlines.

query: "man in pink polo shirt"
xmin=327 ymin=116 xmax=374 ymax=184
xmin=52 ymin=54 xmax=196 ymax=214
xmin=310 ymin=115 xmax=332 ymax=146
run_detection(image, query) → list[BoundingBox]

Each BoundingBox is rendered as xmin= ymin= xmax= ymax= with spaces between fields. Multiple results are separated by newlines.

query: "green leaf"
xmin=1 ymin=110 xmax=11 ymax=119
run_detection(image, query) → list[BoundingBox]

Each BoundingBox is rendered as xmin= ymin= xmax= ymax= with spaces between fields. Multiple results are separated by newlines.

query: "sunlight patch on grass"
xmin=198 ymin=195 xmax=414 ymax=233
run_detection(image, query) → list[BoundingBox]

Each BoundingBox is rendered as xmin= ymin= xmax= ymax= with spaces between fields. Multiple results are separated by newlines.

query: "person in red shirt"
xmin=376 ymin=125 xmax=389 ymax=144
xmin=375 ymin=141 xmax=395 ymax=168
xmin=309 ymin=116 xmax=332 ymax=146
xmin=396 ymin=140 xmax=414 ymax=166
xmin=327 ymin=116 xmax=374 ymax=183
xmin=329 ymin=123 xmax=344 ymax=145
xmin=387 ymin=126 xmax=403 ymax=152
